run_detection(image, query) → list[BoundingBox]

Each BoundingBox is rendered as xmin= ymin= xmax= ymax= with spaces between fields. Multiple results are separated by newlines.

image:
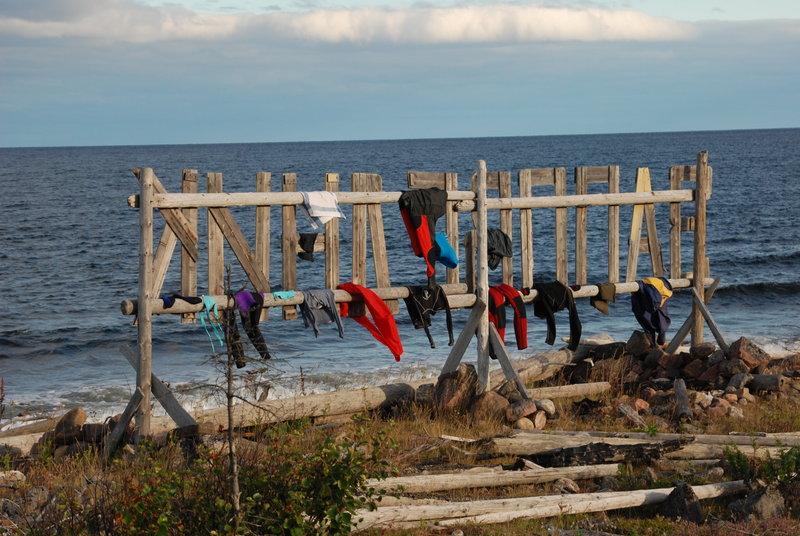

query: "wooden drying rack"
xmin=118 ymin=151 xmax=717 ymax=444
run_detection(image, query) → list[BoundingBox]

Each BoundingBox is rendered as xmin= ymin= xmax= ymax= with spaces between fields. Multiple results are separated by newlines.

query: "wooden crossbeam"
xmin=626 ymin=168 xmax=665 ymax=281
xmin=132 ymin=168 xmax=199 ymax=262
xmin=208 ymin=206 xmax=271 ymax=292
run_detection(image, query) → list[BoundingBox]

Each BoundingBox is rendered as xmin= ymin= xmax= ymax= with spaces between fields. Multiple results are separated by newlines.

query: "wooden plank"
xmin=465 ymin=230 xmax=476 ymax=294
xmin=408 ymin=171 xmax=446 ymax=189
xmin=350 ymin=173 xmax=369 ymax=316
xmin=132 ymin=168 xmax=199 ymax=262
xmin=665 ymin=276 xmax=720 ymax=354
xmin=324 ymin=173 xmax=340 ymax=289
xmin=181 ymin=170 xmax=198 ymax=323
xmin=207 ymin=172 xmax=224 ymax=296
xmin=498 ymin=171 xmax=514 ymax=286
xmin=104 ymin=388 xmax=143 ymax=458
xmin=574 ymin=167 xmax=588 ymax=285
xmin=475 ymin=161 xmax=490 ymax=391
xmin=608 ymin=166 xmax=620 ymax=283
xmin=669 ymin=166 xmax=683 ymax=279
xmin=643 ymin=201 xmax=666 ymax=277
xmin=136 ymin=168 xmax=155 ymax=438
xmin=445 ymin=172 xmax=460 ymax=286
xmin=120 ymin=345 xmax=196 ymax=428
xmin=351 ymin=173 xmax=368 ymax=286
xmin=281 ymin=173 xmax=298 ymax=320
xmin=256 ymin=172 xmax=271 ymax=322
xmin=692 ymin=152 xmax=710 ymax=344
xmin=488 ymin=324 xmax=530 ymax=400
xmin=441 ymin=298 xmax=486 ymax=375
xmin=150 ymin=216 xmax=177 ymax=298
xmin=208 ymin=207 xmax=271 ymax=291
xmin=691 ymin=288 xmax=728 ymax=352
xmin=554 ymin=167 xmax=568 ymax=284
xmin=518 ymin=169 xmax=534 ymax=289
xmin=365 ymin=173 xmax=398 ymax=313
xmin=625 ymin=167 xmax=650 ymax=282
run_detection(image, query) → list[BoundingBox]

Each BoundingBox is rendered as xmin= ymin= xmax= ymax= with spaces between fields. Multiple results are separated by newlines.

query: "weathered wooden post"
xmin=475 ymin=160 xmax=490 ymax=391
xmin=135 ymin=167 xmax=155 ymax=439
xmin=691 ymin=151 xmax=710 ymax=344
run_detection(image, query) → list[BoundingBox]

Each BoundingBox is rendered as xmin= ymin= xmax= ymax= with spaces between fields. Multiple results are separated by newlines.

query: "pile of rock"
xmin=570 ymin=331 xmax=800 ymax=422
xmin=421 ymin=363 xmax=558 ymax=430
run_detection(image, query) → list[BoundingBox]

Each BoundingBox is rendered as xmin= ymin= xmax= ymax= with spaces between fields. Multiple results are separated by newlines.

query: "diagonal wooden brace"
xmin=120 ymin=345 xmax=197 ymax=429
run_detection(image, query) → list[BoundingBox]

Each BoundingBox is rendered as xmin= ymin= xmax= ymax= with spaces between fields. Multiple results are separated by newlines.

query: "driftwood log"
xmin=354 ymin=481 xmax=746 ymax=529
xmin=673 ymin=379 xmax=694 ymax=421
xmin=477 ymin=431 xmax=793 ymax=462
xmin=523 ymin=438 xmax=691 ymax=467
xmin=367 ymin=463 xmax=619 ymax=494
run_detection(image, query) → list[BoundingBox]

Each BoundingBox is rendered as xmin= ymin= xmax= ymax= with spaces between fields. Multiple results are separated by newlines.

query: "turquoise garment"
xmin=272 ymin=290 xmax=296 ymax=300
xmin=435 ymin=233 xmax=459 ymax=268
xmin=199 ymin=295 xmax=225 ymax=352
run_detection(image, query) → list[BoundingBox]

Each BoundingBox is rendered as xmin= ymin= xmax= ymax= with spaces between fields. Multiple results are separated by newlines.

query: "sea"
xmin=1 ymin=128 xmax=799 ymax=424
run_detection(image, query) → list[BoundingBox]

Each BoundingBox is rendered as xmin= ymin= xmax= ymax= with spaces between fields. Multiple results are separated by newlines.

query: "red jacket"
xmin=488 ymin=284 xmax=528 ymax=350
xmin=338 ymin=282 xmax=404 ymax=361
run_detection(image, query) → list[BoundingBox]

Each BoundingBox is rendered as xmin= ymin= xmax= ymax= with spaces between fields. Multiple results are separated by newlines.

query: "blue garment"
xmin=199 ymin=296 xmax=225 ymax=352
xmin=435 ymin=233 xmax=459 ymax=268
xmin=272 ymin=290 xmax=295 ymax=300
xmin=631 ymin=277 xmax=673 ymax=346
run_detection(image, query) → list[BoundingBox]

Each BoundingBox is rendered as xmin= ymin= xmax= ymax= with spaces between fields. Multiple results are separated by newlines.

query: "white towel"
xmin=300 ymin=191 xmax=346 ymax=229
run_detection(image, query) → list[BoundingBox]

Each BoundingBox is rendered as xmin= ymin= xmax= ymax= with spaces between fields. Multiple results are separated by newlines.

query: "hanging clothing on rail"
xmin=590 ymin=282 xmax=617 ymax=315
xmin=631 ymin=277 xmax=673 ymax=346
xmin=300 ymin=289 xmax=344 ymax=339
xmin=300 ymin=191 xmax=346 ymax=230
xmin=161 ymin=294 xmax=203 ymax=309
xmin=338 ymin=282 xmax=404 ymax=361
xmin=199 ymin=295 xmax=225 ymax=354
xmin=403 ymin=284 xmax=454 ymax=349
xmin=435 ymin=233 xmax=459 ymax=269
xmin=297 ymin=233 xmax=319 ymax=262
xmin=228 ymin=290 xmax=272 ymax=365
xmin=487 ymin=229 xmax=513 ymax=270
xmin=398 ymin=187 xmax=448 ymax=279
xmin=487 ymin=284 xmax=528 ymax=356
xmin=532 ymin=281 xmax=582 ymax=351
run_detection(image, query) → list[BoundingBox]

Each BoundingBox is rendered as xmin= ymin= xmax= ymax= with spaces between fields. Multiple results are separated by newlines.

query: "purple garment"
xmin=234 ymin=289 xmax=258 ymax=314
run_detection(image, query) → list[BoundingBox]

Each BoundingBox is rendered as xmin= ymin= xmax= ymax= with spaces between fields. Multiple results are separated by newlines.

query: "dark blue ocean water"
xmin=1 ymin=129 xmax=799 ymax=420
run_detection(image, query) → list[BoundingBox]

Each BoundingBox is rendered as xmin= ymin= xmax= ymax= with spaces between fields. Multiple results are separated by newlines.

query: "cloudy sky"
xmin=2 ymin=1 xmax=798 ymax=147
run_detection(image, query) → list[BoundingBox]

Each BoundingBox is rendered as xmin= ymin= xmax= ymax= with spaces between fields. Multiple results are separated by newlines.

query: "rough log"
xmin=619 ymin=403 xmax=647 ymax=428
xmin=354 ymin=481 xmax=746 ymax=529
xmin=0 ymin=418 xmax=59 ymax=438
xmin=538 ymin=430 xmax=800 ymax=447
xmin=748 ymin=374 xmax=787 ymax=393
xmin=525 ymin=439 xmax=690 ymax=467
xmin=367 ymin=464 xmax=619 ymax=494
xmin=149 ymin=380 xmax=424 ymax=434
xmin=673 ymin=379 xmax=694 ymax=422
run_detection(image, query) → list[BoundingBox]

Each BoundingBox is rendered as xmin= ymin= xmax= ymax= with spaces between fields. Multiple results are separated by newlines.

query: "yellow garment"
xmin=642 ymin=277 xmax=672 ymax=307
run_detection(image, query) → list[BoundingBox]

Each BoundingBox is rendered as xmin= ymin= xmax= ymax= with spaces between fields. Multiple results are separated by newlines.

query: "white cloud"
xmin=0 ymin=0 xmax=694 ymax=44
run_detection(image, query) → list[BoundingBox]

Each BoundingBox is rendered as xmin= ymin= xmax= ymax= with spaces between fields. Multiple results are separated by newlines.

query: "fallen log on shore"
xmin=538 ymin=429 xmax=800 ymax=447
xmin=367 ymin=463 xmax=619 ymax=494
xmin=478 ymin=430 xmax=792 ymax=461
xmin=354 ymin=481 xmax=746 ymax=530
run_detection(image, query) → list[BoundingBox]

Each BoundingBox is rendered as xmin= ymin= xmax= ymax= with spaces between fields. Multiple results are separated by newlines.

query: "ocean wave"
xmin=716 ymin=280 xmax=800 ymax=297
xmin=723 ymin=249 xmax=800 ymax=267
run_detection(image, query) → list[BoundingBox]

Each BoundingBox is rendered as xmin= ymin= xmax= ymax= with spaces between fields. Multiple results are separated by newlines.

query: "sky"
xmin=1 ymin=1 xmax=799 ymax=147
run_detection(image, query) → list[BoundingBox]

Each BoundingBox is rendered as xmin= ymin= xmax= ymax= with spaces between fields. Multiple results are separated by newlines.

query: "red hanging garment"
xmin=338 ymin=282 xmax=404 ymax=361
